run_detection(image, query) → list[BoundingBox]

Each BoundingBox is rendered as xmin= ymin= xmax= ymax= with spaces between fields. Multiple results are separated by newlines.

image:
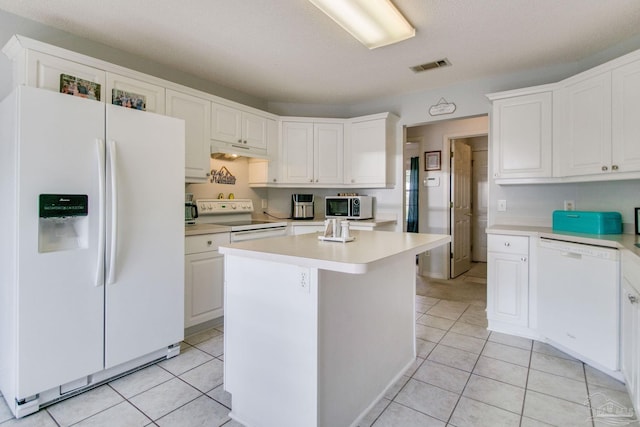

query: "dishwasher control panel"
xmin=539 ymin=238 xmax=618 ymax=260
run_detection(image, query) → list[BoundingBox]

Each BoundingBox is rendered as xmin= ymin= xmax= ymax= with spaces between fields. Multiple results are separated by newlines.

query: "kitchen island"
xmin=219 ymin=230 xmax=451 ymax=427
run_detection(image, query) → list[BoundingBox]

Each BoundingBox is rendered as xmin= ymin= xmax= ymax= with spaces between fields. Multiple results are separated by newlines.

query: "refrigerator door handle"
xmin=96 ymin=139 xmax=106 ymax=286
xmin=106 ymin=140 xmax=118 ymax=285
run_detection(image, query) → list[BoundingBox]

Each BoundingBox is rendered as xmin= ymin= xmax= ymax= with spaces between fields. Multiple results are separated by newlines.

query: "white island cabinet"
xmin=219 ymin=230 xmax=450 ymax=427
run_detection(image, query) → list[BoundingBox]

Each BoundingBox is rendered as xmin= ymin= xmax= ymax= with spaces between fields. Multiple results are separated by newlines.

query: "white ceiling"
xmin=1 ymin=0 xmax=639 ymax=105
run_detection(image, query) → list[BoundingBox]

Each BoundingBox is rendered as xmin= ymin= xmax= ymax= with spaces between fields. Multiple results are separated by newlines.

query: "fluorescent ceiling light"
xmin=309 ymin=0 xmax=415 ymax=49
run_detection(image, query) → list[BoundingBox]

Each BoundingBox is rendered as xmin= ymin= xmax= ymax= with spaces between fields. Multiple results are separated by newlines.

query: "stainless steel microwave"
xmin=325 ymin=196 xmax=373 ymax=219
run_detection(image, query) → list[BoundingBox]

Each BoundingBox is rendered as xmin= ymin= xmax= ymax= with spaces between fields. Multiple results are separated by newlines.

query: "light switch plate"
xmin=497 ymin=200 xmax=507 ymax=212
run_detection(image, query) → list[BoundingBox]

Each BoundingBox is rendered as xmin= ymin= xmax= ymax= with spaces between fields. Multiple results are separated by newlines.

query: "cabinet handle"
xmin=602 ymin=165 xmax=608 ymax=171
xmin=612 ymin=165 xmax=619 ymax=171
xmin=629 ymin=294 xmax=638 ymax=304
xmin=504 ymin=242 xmax=511 ymax=247
xmin=207 ymin=240 xmax=212 ymax=246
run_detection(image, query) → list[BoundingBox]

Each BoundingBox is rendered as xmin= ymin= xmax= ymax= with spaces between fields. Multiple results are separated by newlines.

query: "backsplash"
xmin=490 ymin=179 xmax=640 ymax=233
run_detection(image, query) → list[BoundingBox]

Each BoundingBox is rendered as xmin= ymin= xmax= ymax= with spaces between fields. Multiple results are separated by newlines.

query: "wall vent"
xmin=410 ymin=58 xmax=451 ymax=73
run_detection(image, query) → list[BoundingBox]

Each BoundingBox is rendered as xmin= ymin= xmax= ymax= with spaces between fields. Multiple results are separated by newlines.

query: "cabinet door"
xmin=492 ymin=92 xmax=552 ymax=179
xmin=106 ymin=72 xmax=165 ymax=114
xmin=487 ymin=251 xmax=528 ymax=326
xmin=346 ymin=119 xmax=387 ymax=185
xmin=282 ymin=121 xmax=314 ymax=184
xmin=621 ymin=279 xmax=640 ymax=408
xmin=314 ymin=123 xmax=343 ymax=184
xmin=27 ymin=50 xmax=105 ymax=101
xmin=166 ymin=89 xmax=211 ymax=182
xmin=612 ymin=60 xmax=640 ymax=173
xmin=242 ymin=112 xmax=267 ymax=150
xmin=211 ymin=102 xmax=242 ymax=144
xmin=556 ymin=73 xmax=612 ymax=176
xmin=185 ymin=252 xmax=224 ymax=328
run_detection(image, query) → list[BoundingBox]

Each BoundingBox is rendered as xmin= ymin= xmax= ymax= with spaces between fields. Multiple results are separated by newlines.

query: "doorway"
xmin=450 ymin=136 xmax=488 ymax=278
xmin=403 ymin=115 xmax=488 ymax=280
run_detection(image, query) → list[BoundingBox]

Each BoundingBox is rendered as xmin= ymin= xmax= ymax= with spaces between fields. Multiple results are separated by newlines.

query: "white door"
xmin=451 ymin=140 xmax=472 ymax=278
xmin=314 ymin=123 xmax=344 ymax=184
xmin=282 ymin=121 xmax=314 ymax=184
xmin=472 ymin=150 xmax=488 ymax=262
xmin=17 ymin=87 xmax=105 ymax=397
xmin=166 ymin=89 xmax=210 ymax=181
xmin=104 ymin=105 xmax=185 ymax=368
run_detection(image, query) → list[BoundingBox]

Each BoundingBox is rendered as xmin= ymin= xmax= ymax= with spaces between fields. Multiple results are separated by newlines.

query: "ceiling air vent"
xmin=410 ymin=58 xmax=451 ymax=73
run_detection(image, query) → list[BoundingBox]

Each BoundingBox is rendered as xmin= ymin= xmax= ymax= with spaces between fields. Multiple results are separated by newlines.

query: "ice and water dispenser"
xmin=38 ymin=194 xmax=89 ymax=253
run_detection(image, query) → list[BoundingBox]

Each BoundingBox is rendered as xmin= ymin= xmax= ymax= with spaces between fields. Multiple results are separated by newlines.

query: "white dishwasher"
xmin=538 ymin=237 xmax=619 ymax=371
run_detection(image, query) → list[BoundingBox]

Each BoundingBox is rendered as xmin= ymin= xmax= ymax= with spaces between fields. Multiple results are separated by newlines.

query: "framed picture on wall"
xmin=424 ymin=151 xmax=441 ymax=171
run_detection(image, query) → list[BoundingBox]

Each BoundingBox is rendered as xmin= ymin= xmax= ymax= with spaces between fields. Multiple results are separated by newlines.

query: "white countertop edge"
xmin=487 ymin=225 xmax=640 ymax=257
xmin=219 ymin=232 xmax=451 ymax=274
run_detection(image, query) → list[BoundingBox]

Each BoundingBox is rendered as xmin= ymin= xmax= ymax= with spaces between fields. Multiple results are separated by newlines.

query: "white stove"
xmin=195 ymin=199 xmax=288 ymax=242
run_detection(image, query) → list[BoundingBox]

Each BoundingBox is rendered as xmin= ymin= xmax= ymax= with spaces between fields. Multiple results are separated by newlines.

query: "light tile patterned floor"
xmin=0 ymin=265 xmax=637 ymax=426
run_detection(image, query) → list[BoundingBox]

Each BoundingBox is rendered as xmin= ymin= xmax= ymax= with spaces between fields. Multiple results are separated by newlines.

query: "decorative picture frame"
xmin=112 ymin=89 xmax=147 ymax=111
xmin=424 ymin=151 xmax=441 ymax=171
xmin=59 ymin=73 xmax=101 ymax=101
xmin=635 ymin=208 xmax=640 ymax=235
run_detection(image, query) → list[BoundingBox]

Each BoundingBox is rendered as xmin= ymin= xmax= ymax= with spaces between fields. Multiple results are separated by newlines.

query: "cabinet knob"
xmin=207 ymin=240 xmax=212 ymax=246
xmin=351 ymin=179 xmax=355 ymax=183
xmin=272 ymin=178 xmax=277 ymax=182
xmin=504 ymin=242 xmax=511 ymax=247
xmin=612 ymin=165 xmax=619 ymax=171
xmin=237 ymin=139 xmax=242 ymax=143
xmin=602 ymin=165 xmax=608 ymax=171
xmin=243 ymin=140 xmax=248 ymax=144
xmin=629 ymin=294 xmax=638 ymax=304
xmin=316 ymin=179 xmax=319 ymax=182
xmin=309 ymin=179 xmax=313 ymax=183
xmin=521 ymin=257 xmax=527 ymax=262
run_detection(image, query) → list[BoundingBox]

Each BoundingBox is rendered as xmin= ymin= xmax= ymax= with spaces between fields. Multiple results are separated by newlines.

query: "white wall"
xmin=186 ymin=158 xmax=268 ymax=208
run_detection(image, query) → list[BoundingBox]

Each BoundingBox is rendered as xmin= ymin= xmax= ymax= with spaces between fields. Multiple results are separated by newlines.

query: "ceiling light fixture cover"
xmin=309 ymin=0 xmax=415 ymax=49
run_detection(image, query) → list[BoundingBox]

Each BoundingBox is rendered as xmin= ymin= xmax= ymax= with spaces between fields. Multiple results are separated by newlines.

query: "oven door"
xmin=230 ymin=226 xmax=288 ymax=242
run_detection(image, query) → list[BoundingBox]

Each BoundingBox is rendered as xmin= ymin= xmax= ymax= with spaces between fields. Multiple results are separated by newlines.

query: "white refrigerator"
xmin=0 ymin=86 xmax=185 ymax=418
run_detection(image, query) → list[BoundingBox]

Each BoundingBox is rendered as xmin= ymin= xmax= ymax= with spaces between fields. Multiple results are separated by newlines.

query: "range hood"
xmin=210 ymin=143 xmax=270 ymax=161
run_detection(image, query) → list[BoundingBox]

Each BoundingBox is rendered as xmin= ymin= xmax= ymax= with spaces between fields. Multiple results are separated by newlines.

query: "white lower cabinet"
xmin=621 ymin=252 xmax=640 ymax=414
xmin=487 ymin=234 xmax=529 ymax=329
xmin=184 ymin=233 xmax=229 ymax=328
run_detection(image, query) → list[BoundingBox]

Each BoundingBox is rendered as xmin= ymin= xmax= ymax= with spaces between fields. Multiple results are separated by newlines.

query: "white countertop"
xmin=487 ymin=224 xmax=640 ymax=257
xmin=185 ymin=223 xmax=231 ymax=236
xmin=219 ymin=230 xmax=450 ymax=274
xmin=288 ymin=218 xmax=396 ymax=227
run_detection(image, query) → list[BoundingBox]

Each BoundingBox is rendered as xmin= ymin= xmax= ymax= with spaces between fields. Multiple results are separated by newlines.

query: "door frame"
xmin=443 ymin=130 xmax=488 ymax=279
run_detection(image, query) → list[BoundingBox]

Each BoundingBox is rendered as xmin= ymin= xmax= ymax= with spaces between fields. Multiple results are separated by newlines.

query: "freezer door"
xmin=16 ymin=87 xmax=105 ymax=398
xmin=104 ymin=105 xmax=185 ymax=368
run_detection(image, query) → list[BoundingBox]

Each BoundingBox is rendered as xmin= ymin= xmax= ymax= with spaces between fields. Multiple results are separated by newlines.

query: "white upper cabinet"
xmin=25 ymin=50 xmax=106 ymax=100
xmin=281 ymin=121 xmax=315 ymax=184
xmin=166 ymin=89 xmax=211 ymax=182
xmin=106 ymin=72 xmax=165 ymax=114
xmin=281 ymin=120 xmax=344 ymax=185
xmin=345 ymin=113 xmax=397 ymax=187
xmin=612 ymin=60 xmax=640 ymax=173
xmin=490 ymin=91 xmax=552 ymax=180
xmin=248 ymin=119 xmax=280 ymax=186
xmin=314 ymin=122 xmax=344 ymax=184
xmin=211 ymin=102 xmax=268 ymax=155
xmin=555 ymin=72 xmax=612 ymax=177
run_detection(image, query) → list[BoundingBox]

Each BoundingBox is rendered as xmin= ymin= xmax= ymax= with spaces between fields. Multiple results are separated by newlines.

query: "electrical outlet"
xmin=261 ymin=199 xmax=268 ymax=209
xmin=300 ymin=271 xmax=309 ymax=293
xmin=564 ymin=200 xmax=575 ymax=211
xmin=497 ymin=200 xmax=507 ymax=212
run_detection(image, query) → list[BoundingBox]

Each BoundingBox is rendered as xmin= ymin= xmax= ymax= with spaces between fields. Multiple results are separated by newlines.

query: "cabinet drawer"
xmin=488 ymin=234 xmax=528 ymax=254
xmin=185 ymin=233 xmax=230 ymax=254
